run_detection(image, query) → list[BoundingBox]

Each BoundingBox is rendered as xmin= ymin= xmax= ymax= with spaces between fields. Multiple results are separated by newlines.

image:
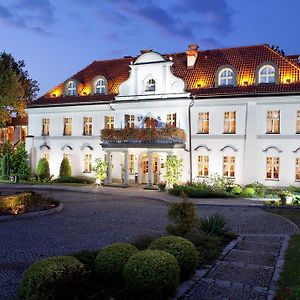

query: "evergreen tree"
xmin=59 ymin=157 xmax=71 ymax=177
xmin=0 ymin=141 xmax=13 ymax=180
xmin=36 ymin=158 xmax=50 ymax=181
xmin=11 ymin=142 xmax=31 ymax=180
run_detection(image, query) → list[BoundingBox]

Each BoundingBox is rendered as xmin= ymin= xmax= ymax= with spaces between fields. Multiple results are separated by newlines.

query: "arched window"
xmin=67 ymin=81 xmax=76 ymax=96
xmin=258 ymin=65 xmax=276 ymax=84
xmin=95 ymin=78 xmax=106 ymax=94
xmin=218 ymin=68 xmax=234 ymax=86
xmin=145 ymin=79 xmax=156 ymax=92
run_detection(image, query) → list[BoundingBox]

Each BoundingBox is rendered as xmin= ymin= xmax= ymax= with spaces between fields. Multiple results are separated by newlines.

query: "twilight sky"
xmin=1 ymin=0 xmax=300 ymax=96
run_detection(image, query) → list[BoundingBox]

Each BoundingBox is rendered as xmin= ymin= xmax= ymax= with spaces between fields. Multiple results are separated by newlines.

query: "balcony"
xmin=101 ymin=127 xmax=186 ymax=148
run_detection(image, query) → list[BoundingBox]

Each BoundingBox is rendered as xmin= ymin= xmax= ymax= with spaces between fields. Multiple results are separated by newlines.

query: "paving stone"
xmin=235 ymin=240 xmax=281 ymax=253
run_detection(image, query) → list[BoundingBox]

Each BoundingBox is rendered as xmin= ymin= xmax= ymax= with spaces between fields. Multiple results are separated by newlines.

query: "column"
xmin=147 ymin=150 xmax=153 ymax=187
xmin=123 ymin=150 xmax=129 ymax=186
xmin=106 ymin=150 xmax=112 ymax=184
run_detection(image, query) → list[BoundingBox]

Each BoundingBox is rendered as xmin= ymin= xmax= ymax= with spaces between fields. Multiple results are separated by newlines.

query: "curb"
xmin=0 ymin=203 xmax=64 ymax=223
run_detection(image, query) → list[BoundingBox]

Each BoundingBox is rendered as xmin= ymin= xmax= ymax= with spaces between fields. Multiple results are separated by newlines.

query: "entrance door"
xmin=141 ymin=153 xmax=159 ymax=184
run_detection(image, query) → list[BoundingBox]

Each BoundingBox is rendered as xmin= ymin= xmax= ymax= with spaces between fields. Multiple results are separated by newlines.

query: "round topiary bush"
xmin=95 ymin=243 xmax=138 ymax=279
xmin=36 ymin=158 xmax=50 ymax=181
xmin=123 ymin=249 xmax=180 ymax=298
xmin=242 ymin=187 xmax=255 ymax=198
xmin=231 ymin=186 xmax=242 ymax=195
xmin=149 ymin=236 xmax=198 ymax=279
xmin=59 ymin=157 xmax=72 ymax=177
xmin=19 ymin=256 xmax=85 ymax=300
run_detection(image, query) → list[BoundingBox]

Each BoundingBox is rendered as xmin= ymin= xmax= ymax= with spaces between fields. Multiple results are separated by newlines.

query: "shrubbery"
xmin=242 ymin=187 xmax=255 ymax=198
xmin=196 ymin=213 xmax=230 ymax=237
xmin=95 ymin=243 xmax=138 ymax=279
xmin=231 ymin=186 xmax=242 ymax=195
xmin=19 ymin=256 xmax=85 ymax=300
xmin=53 ymin=176 xmax=94 ymax=184
xmin=123 ymin=249 xmax=180 ymax=298
xmin=36 ymin=158 xmax=50 ymax=181
xmin=59 ymin=157 xmax=71 ymax=177
xmin=149 ymin=236 xmax=198 ymax=279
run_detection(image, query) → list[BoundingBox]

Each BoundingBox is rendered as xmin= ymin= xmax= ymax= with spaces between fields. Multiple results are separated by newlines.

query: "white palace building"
xmin=26 ymin=44 xmax=300 ymax=187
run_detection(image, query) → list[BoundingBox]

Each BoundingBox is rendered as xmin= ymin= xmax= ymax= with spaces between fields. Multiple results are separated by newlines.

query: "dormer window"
xmin=218 ymin=68 xmax=234 ymax=86
xmin=95 ymin=78 xmax=106 ymax=94
xmin=67 ymin=81 xmax=76 ymax=96
xmin=258 ymin=65 xmax=276 ymax=84
xmin=145 ymin=79 xmax=156 ymax=92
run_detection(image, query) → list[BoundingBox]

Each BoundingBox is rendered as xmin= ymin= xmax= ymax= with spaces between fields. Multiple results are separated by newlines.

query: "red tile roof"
xmin=29 ymin=44 xmax=300 ymax=107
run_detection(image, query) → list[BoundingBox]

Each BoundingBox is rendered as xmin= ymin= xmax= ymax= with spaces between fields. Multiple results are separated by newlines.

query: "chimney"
xmin=186 ymin=44 xmax=199 ymax=69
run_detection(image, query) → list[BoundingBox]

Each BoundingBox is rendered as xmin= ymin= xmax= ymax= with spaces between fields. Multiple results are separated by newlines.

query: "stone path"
xmin=179 ymin=235 xmax=291 ymax=300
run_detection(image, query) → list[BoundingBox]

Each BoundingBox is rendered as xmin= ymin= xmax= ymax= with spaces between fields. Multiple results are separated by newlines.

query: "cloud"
xmin=0 ymin=0 xmax=55 ymax=35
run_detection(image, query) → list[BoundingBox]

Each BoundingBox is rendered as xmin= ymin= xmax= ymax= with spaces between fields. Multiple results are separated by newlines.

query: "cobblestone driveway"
xmin=0 ymin=190 xmax=298 ymax=299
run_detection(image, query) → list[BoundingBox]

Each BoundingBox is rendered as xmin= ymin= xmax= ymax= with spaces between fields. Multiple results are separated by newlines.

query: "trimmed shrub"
xmin=19 ymin=256 xmax=85 ymax=300
xmin=197 ymin=213 xmax=230 ymax=237
xmin=131 ymin=234 xmax=162 ymax=250
xmin=124 ymin=250 xmax=180 ymax=298
xmin=149 ymin=236 xmax=198 ymax=279
xmin=53 ymin=176 xmax=94 ymax=184
xmin=231 ymin=186 xmax=242 ymax=195
xmin=246 ymin=182 xmax=267 ymax=198
xmin=71 ymin=250 xmax=98 ymax=272
xmin=166 ymin=194 xmax=198 ymax=237
xmin=95 ymin=243 xmax=138 ymax=279
xmin=59 ymin=157 xmax=71 ymax=177
xmin=36 ymin=158 xmax=50 ymax=181
xmin=242 ymin=187 xmax=255 ymax=198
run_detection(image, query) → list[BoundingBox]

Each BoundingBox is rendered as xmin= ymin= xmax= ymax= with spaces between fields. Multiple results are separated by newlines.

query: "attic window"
xmin=259 ymin=65 xmax=276 ymax=84
xmin=218 ymin=68 xmax=234 ymax=86
xmin=95 ymin=78 xmax=106 ymax=94
xmin=145 ymin=79 xmax=156 ymax=92
xmin=67 ymin=81 xmax=76 ymax=96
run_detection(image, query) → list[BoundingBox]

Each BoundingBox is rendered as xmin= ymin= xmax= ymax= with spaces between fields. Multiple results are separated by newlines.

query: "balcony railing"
xmin=101 ymin=127 xmax=186 ymax=145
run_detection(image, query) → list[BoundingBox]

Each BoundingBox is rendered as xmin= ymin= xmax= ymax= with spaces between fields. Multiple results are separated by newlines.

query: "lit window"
xmin=83 ymin=117 xmax=92 ymax=135
xmin=84 ymin=154 xmax=92 ymax=173
xmin=218 ymin=68 xmax=234 ymax=86
xmin=198 ymin=155 xmax=209 ymax=177
xmin=105 ymin=116 xmax=114 ymax=129
xmin=266 ymin=157 xmax=279 ymax=180
xmin=67 ymin=81 xmax=76 ymax=96
xmin=43 ymin=153 xmax=49 ymax=162
xmin=125 ymin=115 xmax=135 ymax=129
xmin=63 ymin=153 xmax=70 ymax=161
xmin=223 ymin=156 xmax=235 ymax=178
xmin=198 ymin=112 xmax=209 ymax=134
xmin=259 ymin=65 xmax=275 ymax=84
xmin=296 ymin=111 xmax=300 ymax=134
xmin=95 ymin=78 xmax=106 ymax=94
xmin=224 ymin=112 xmax=236 ymax=134
xmin=166 ymin=113 xmax=176 ymax=127
xmin=145 ymin=79 xmax=156 ymax=92
xmin=296 ymin=158 xmax=300 ymax=181
xmin=42 ymin=118 xmax=50 ymax=136
xmin=267 ymin=111 xmax=280 ymax=134
xmin=63 ymin=117 xmax=72 ymax=136
xmin=129 ymin=154 xmax=134 ymax=174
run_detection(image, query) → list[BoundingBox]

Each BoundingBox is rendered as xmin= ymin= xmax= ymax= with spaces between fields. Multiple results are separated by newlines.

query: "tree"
xmin=0 ymin=141 xmax=13 ymax=180
xmin=93 ymin=158 xmax=108 ymax=187
xmin=11 ymin=142 xmax=31 ymax=180
xmin=36 ymin=158 xmax=50 ymax=181
xmin=59 ymin=157 xmax=72 ymax=177
xmin=165 ymin=155 xmax=183 ymax=187
xmin=0 ymin=52 xmax=39 ymax=125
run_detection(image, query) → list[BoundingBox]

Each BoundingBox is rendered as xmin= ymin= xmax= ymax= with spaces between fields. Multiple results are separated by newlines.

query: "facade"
xmin=26 ymin=44 xmax=300 ymax=187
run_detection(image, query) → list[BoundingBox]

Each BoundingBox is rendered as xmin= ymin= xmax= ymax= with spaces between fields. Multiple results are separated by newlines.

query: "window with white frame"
xmin=223 ymin=156 xmax=235 ymax=178
xmin=105 ymin=116 xmax=114 ymax=129
xmin=296 ymin=158 xmax=300 ymax=181
xmin=145 ymin=79 xmax=156 ymax=92
xmin=63 ymin=117 xmax=72 ymax=136
xmin=42 ymin=118 xmax=50 ymax=136
xmin=296 ymin=111 xmax=300 ymax=134
xmin=129 ymin=154 xmax=134 ymax=174
xmin=166 ymin=113 xmax=176 ymax=127
xmin=63 ymin=153 xmax=70 ymax=161
xmin=224 ymin=112 xmax=236 ymax=134
xmin=198 ymin=155 xmax=209 ymax=177
xmin=218 ymin=68 xmax=234 ymax=86
xmin=95 ymin=78 xmax=106 ymax=94
xmin=83 ymin=117 xmax=92 ymax=135
xmin=267 ymin=110 xmax=280 ymax=134
xmin=266 ymin=157 xmax=279 ymax=180
xmin=84 ymin=154 xmax=92 ymax=173
xmin=125 ymin=115 xmax=135 ymax=129
xmin=67 ymin=81 xmax=76 ymax=96
xmin=198 ymin=112 xmax=209 ymax=134
xmin=258 ymin=65 xmax=276 ymax=84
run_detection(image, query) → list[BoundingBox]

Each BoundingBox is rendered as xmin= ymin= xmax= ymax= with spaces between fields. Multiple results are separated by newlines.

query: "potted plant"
xmin=278 ymin=190 xmax=294 ymax=205
xmin=158 ymin=182 xmax=167 ymax=192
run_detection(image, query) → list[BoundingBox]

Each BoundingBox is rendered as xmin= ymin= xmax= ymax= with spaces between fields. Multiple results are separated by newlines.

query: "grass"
xmin=267 ymin=208 xmax=300 ymax=229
